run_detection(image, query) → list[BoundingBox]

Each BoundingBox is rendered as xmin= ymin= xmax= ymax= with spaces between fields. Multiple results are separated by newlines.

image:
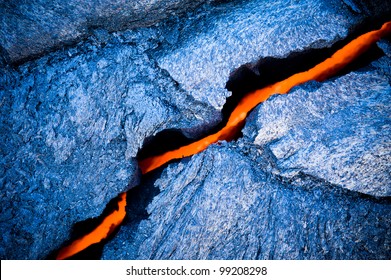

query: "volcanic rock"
xmin=1 ymin=0 xmax=391 ymax=260
xmin=243 ymin=65 xmax=391 ymax=197
xmin=0 ymin=0 xmax=216 ymax=64
xmin=154 ymin=0 xmax=362 ymax=111
xmin=103 ymin=54 xmax=391 ymax=259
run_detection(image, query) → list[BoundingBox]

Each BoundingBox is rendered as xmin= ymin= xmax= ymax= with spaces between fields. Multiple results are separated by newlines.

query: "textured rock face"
xmin=103 ymin=54 xmax=391 ymax=260
xmin=243 ymin=68 xmax=391 ymax=197
xmin=0 ymin=31 xmax=222 ymax=259
xmin=155 ymin=0 xmax=360 ymax=110
xmin=0 ymin=0 xmax=215 ymax=64
xmin=1 ymin=0 xmax=391 ymax=260
xmin=0 ymin=49 xmax=143 ymax=259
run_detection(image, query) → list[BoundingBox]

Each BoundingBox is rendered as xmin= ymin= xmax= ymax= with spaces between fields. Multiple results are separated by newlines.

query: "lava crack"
xmin=55 ymin=21 xmax=391 ymax=260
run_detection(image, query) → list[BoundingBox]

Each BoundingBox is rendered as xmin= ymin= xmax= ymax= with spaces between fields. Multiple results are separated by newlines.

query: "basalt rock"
xmin=1 ymin=0 xmax=391 ymax=260
xmin=0 ymin=28 xmax=227 ymax=258
xmin=242 ymin=57 xmax=391 ymax=197
xmin=0 ymin=0 xmax=217 ymax=64
xmin=154 ymin=0 xmax=361 ymax=111
xmin=103 ymin=54 xmax=391 ymax=260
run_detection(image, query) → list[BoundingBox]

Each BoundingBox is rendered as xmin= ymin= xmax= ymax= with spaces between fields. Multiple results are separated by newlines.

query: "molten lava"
xmin=57 ymin=21 xmax=391 ymax=259
xmin=139 ymin=21 xmax=391 ymax=174
xmin=56 ymin=192 xmax=127 ymax=260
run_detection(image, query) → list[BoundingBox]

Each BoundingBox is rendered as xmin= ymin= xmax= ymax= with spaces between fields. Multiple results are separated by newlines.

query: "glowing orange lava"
xmin=57 ymin=21 xmax=391 ymax=260
xmin=139 ymin=21 xmax=391 ymax=174
xmin=56 ymin=192 xmax=127 ymax=260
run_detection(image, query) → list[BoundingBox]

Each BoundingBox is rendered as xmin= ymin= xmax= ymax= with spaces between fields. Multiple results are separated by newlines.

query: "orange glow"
xmin=57 ymin=21 xmax=391 ymax=260
xmin=139 ymin=21 xmax=391 ymax=174
xmin=56 ymin=192 xmax=127 ymax=260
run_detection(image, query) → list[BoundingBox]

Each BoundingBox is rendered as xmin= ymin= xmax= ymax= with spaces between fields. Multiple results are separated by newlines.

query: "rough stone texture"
xmin=103 ymin=144 xmax=391 ymax=260
xmin=154 ymin=0 xmax=363 ymax=110
xmin=1 ymin=0 xmax=391 ymax=260
xmin=103 ymin=54 xmax=391 ymax=259
xmin=0 ymin=0 xmax=216 ymax=64
xmin=343 ymin=0 xmax=391 ymax=15
xmin=242 ymin=64 xmax=391 ymax=197
xmin=103 ymin=17 xmax=391 ymax=259
xmin=0 ymin=27 xmax=227 ymax=258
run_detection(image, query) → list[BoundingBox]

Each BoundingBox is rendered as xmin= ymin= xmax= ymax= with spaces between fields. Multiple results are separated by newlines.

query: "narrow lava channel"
xmin=54 ymin=21 xmax=391 ymax=260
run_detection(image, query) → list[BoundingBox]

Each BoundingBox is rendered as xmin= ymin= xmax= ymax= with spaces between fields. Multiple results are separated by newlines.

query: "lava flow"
xmin=56 ymin=192 xmax=127 ymax=260
xmin=56 ymin=21 xmax=391 ymax=259
xmin=139 ymin=21 xmax=391 ymax=174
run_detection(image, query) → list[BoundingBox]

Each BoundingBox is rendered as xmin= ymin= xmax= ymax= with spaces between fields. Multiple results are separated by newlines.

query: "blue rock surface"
xmin=0 ymin=33 xmax=222 ymax=259
xmin=243 ymin=63 xmax=391 ymax=197
xmin=103 ymin=54 xmax=391 ymax=259
xmin=1 ymin=4 xmax=225 ymax=260
xmin=154 ymin=0 xmax=362 ymax=110
xmin=1 ymin=0 xmax=390 ymax=259
xmin=0 ymin=0 xmax=216 ymax=64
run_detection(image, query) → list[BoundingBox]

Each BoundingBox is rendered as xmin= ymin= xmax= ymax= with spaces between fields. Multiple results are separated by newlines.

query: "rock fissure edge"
xmin=56 ymin=21 xmax=391 ymax=260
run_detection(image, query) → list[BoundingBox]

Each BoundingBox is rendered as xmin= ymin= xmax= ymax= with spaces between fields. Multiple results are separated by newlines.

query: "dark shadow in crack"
xmin=224 ymin=19 xmax=390 ymax=121
xmin=46 ymin=192 xmax=128 ymax=260
xmin=137 ymin=18 xmax=388 ymax=165
xmin=122 ymin=166 xmax=164 ymax=236
xmin=46 ymin=166 xmax=164 ymax=260
xmin=48 ymin=16 xmax=390 ymax=260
